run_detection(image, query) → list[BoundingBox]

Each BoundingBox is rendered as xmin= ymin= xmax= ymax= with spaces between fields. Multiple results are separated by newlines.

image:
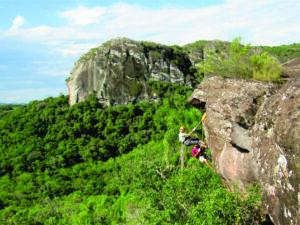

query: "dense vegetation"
xmin=0 ymin=104 xmax=23 ymax=119
xmin=196 ymin=37 xmax=283 ymax=82
xmin=182 ymin=38 xmax=300 ymax=63
xmin=260 ymin=43 xmax=300 ymax=63
xmin=0 ymin=82 xmax=265 ymax=224
xmin=182 ymin=40 xmax=230 ymax=53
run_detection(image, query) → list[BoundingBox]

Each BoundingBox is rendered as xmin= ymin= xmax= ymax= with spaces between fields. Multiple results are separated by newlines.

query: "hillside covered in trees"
xmin=0 ymin=82 xmax=265 ymax=224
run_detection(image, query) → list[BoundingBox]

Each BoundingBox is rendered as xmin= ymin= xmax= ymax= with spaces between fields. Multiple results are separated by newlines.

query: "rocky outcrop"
xmin=282 ymin=57 xmax=300 ymax=79
xmin=66 ymin=38 xmax=195 ymax=106
xmin=66 ymin=38 xmax=232 ymax=106
xmin=183 ymin=40 xmax=231 ymax=67
xmin=189 ymin=76 xmax=299 ymax=225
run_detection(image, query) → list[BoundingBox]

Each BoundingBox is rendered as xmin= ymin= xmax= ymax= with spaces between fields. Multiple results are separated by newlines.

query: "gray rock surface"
xmin=189 ymin=76 xmax=299 ymax=225
xmin=66 ymin=38 xmax=232 ymax=106
xmin=183 ymin=40 xmax=231 ymax=67
xmin=66 ymin=38 xmax=194 ymax=106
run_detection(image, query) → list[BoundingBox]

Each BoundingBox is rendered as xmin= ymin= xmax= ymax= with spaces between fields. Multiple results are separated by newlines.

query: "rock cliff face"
xmin=189 ymin=76 xmax=299 ymax=225
xmin=66 ymin=38 xmax=195 ymax=106
xmin=66 ymin=38 xmax=231 ymax=106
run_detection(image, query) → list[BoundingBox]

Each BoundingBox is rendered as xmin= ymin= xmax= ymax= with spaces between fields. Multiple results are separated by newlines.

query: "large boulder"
xmin=66 ymin=38 xmax=194 ymax=106
xmin=189 ymin=76 xmax=299 ymax=225
xmin=282 ymin=57 xmax=300 ymax=79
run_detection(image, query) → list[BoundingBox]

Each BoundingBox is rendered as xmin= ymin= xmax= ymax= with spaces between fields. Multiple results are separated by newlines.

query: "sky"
xmin=0 ymin=0 xmax=299 ymax=104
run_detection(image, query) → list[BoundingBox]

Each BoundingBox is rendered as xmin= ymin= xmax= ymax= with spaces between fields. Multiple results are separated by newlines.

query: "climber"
xmin=179 ymin=126 xmax=203 ymax=146
xmin=192 ymin=144 xmax=213 ymax=169
xmin=178 ymin=126 xmax=192 ymax=143
xmin=179 ymin=113 xmax=208 ymax=146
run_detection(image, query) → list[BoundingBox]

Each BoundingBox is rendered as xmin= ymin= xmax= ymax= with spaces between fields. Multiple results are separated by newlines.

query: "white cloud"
xmin=1 ymin=0 xmax=299 ymax=55
xmin=10 ymin=15 xmax=25 ymax=30
xmin=4 ymin=25 xmax=54 ymax=41
xmin=57 ymin=42 xmax=99 ymax=56
xmin=7 ymin=96 xmax=20 ymax=101
xmin=60 ymin=5 xmax=106 ymax=25
xmin=0 ymin=88 xmax=68 ymax=103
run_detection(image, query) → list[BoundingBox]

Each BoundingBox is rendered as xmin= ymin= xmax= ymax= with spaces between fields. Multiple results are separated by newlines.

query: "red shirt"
xmin=192 ymin=147 xmax=199 ymax=157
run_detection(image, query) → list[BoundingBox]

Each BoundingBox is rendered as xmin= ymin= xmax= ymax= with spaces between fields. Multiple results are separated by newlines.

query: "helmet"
xmin=180 ymin=126 xmax=186 ymax=131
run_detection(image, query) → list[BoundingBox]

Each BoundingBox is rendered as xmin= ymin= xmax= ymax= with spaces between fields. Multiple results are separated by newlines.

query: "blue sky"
xmin=0 ymin=0 xmax=299 ymax=104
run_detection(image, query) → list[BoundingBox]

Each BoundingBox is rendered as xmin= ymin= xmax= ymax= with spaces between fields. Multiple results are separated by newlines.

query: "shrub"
xmin=196 ymin=37 xmax=283 ymax=82
xmin=251 ymin=52 xmax=282 ymax=82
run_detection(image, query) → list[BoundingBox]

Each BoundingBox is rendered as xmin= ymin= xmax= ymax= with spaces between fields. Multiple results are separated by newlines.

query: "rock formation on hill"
xmin=66 ymin=38 xmax=229 ymax=106
xmin=189 ymin=72 xmax=299 ymax=225
xmin=66 ymin=38 xmax=195 ymax=106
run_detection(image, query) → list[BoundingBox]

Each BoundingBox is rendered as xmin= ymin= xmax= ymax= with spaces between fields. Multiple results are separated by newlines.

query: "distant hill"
xmin=0 ymin=103 xmax=24 ymax=105
xmin=0 ymin=104 xmax=24 ymax=119
xmin=259 ymin=43 xmax=300 ymax=63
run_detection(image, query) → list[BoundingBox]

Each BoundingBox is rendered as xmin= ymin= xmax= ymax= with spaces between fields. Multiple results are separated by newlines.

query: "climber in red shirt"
xmin=192 ymin=144 xmax=213 ymax=169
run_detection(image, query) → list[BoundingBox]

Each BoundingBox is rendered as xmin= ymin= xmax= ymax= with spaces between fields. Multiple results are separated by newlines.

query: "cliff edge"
xmin=189 ymin=75 xmax=299 ymax=225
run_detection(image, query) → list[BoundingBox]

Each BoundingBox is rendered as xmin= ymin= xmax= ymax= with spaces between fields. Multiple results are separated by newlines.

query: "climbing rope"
xmin=193 ymin=113 xmax=232 ymax=144
xmin=192 ymin=112 xmax=207 ymax=132
xmin=191 ymin=112 xmax=207 ymax=142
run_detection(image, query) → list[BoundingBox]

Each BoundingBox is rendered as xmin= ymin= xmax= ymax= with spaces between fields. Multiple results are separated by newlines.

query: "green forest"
xmin=0 ymin=104 xmax=23 ymax=120
xmin=0 ymin=82 xmax=265 ymax=224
